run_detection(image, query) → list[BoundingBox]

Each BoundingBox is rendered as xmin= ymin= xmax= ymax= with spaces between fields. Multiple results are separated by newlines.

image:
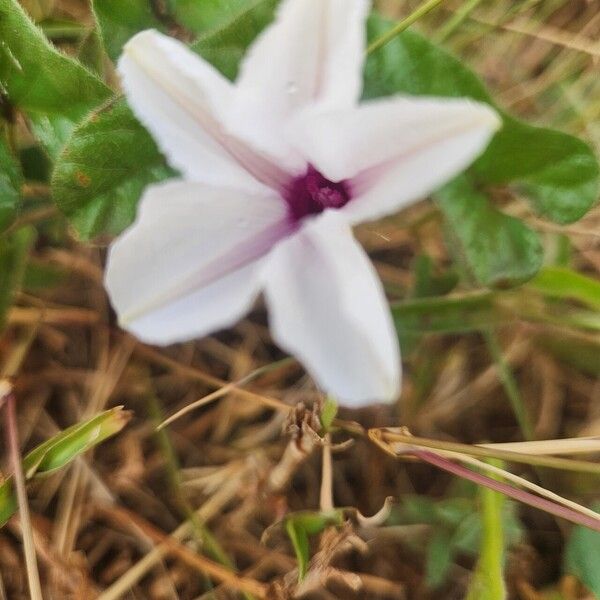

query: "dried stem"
xmin=3 ymin=383 xmax=43 ymax=600
xmin=320 ymin=434 xmax=334 ymax=512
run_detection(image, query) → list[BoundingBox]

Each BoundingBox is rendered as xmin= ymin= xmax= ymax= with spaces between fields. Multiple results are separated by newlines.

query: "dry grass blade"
xmin=373 ymin=429 xmax=600 ymax=473
xmin=2 ymin=382 xmax=43 ymax=600
xmin=96 ymin=504 xmax=268 ymax=598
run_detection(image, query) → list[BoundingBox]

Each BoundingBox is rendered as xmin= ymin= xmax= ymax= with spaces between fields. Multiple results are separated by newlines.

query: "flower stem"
xmin=435 ymin=0 xmax=485 ymax=42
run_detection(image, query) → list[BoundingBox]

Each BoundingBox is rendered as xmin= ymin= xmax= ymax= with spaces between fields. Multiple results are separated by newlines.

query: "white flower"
xmin=105 ymin=0 xmax=500 ymax=406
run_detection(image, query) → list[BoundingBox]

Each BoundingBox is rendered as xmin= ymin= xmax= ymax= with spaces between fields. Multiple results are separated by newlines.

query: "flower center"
xmin=284 ymin=165 xmax=351 ymax=222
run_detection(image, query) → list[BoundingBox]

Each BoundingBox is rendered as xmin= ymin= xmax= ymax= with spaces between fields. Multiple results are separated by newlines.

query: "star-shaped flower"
xmin=105 ymin=0 xmax=500 ymax=406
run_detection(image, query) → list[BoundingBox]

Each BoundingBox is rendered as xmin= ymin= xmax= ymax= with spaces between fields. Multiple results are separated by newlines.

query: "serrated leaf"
xmin=0 ymin=227 xmax=35 ymax=332
xmin=0 ymin=407 xmax=130 ymax=527
xmin=92 ymin=0 xmax=165 ymax=61
xmin=364 ymin=16 xmax=599 ymax=224
xmin=0 ymin=0 xmax=111 ymax=120
xmin=435 ymin=177 xmax=543 ymax=287
xmin=0 ymin=137 xmax=22 ymax=232
xmin=51 ymin=99 xmax=174 ymax=240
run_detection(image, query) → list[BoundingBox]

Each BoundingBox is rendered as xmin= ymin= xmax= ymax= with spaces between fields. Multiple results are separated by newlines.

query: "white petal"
xmin=263 ymin=212 xmax=400 ymax=405
xmin=288 ymin=97 xmax=501 ymax=223
xmin=230 ymin=0 xmax=370 ymax=169
xmin=119 ymin=30 xmax=288 ymax=193
xmin=105 ymin=180 xmax=290 ymax=345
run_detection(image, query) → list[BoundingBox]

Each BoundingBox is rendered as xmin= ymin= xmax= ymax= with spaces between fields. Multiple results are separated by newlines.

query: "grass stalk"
xmin=367 ymin=0 xmax=447 ymax=54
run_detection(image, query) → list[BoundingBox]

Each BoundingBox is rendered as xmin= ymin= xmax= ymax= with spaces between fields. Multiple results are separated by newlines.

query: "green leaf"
xmin=78 ymin=29 xmax=106 ymax=78
xmin=0 ymin=227 xmax=35 ymax=332
xmin=0 ymin=138 xmax=22 ymax=232
xmin=392 ymin=290 xmax=508 ymax=335
xmin=319 ymin=396 xmax=338 ymax=434
xmin=190 ymin=0 xmax=278 ymax=80
xmin=0 ymin=407 xmax=130 ymax=527
xmin=23 ymin=406 xmax=130 ymax=477
xmin=528 ymin=266 xmax=600 ymax=311
xmin=474 ymin=119 xmax=600 ymax=224
xmin=39 ymin=18 xmax=87 ymax=41
xmin=364 ymin=18 xmax=491 ymax=104
xmin=179 ymin=0 xmax=276 ymax=34
xmin=0 ymin=0 xmax=111 ymax=120
xmin=564 ymin=505 xmax=600 ymax=597
xmin=28 ymin=114 xmax=76 ymax=160
xmin=92 ymin=0 xmax=165 ymax=61
xmin=284 ymin=510 xmax=344 ymax=581
xmin=412 ymin=255 xmax=459 ymax=299
xmin=426 ymin=530 xmax=454 ymax=589
xmin=51 ymin=99 xmax=174 ymax=239
xmin=364 ymin=16 xmax=599 ymax=224
xmin=285 ymin=519 xmax=310 ymax=581
xmin=435 ymin=177 xmax=543 ymax=288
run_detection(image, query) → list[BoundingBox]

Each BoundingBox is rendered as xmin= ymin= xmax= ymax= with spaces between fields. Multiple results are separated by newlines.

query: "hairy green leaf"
xmin=51 ymin=99 xmax=174 ymax=240
xmin=54 ymin=0 xmax=279 ymax=239
xmin=92 ymin=0 xmax=165 ymax=61
xmin=0 ymin=0 xmax=111 ymax=120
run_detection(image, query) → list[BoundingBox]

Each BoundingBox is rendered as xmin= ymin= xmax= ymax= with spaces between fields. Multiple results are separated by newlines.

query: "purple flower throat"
xmin=284 ymin=165 xmax=351 ymax=223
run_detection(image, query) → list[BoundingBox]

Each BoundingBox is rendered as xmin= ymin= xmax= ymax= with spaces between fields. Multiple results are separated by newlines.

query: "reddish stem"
xmin=413 ymin=449 xmax=600 ymax=533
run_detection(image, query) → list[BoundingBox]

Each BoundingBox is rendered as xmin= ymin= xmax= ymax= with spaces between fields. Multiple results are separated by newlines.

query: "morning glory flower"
xmin=105 ymin=0 xmax=500 ymax=406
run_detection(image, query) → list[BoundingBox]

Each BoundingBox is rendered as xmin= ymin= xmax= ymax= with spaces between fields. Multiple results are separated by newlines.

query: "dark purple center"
xmin=284 ymin=165 xmax=351 ymax=223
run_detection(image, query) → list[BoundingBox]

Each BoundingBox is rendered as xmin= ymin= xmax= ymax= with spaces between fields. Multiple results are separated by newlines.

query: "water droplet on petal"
xmin=286 ymin=81 xmax=298 ymax=95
